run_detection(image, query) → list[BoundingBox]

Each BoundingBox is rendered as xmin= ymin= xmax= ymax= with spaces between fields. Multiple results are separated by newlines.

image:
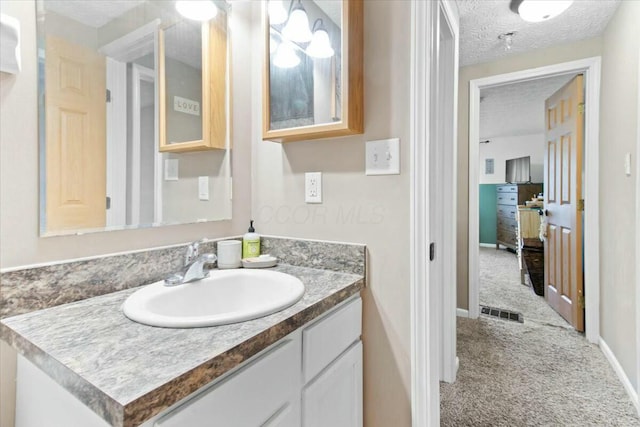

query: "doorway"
xmin=467 ymin=57 xmax=602 ymax=344
xmin=476 ymin=73 xmax=580 ymax=328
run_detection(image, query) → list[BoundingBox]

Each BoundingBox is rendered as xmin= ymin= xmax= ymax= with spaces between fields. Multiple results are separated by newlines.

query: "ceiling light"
xmin=268 ymin=0 xmax=288 ymax=25
xmin=175 ymin=0 xmax=218 ymax=22
xmin=282 ymin=1 xmax=312 ymax=43
xmin=306 ymin=19 xmax=335 ymax=58
xmin=273 ymin=41 xmax=300 ymax=68
xmin=511 ymin=0 xmax=574 ymax=23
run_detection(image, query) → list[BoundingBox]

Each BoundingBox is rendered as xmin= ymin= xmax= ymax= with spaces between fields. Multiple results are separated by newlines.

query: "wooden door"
xmin=45 ymin=36 xmax=106 ymax=231
xmin=544 ymin=74 xmax=584 ymax=331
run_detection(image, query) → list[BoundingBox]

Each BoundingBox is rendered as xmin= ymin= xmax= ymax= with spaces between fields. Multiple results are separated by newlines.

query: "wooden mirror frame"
xmin=159 ymin=13 xmax=228 ymax=152
xmin=262 ymin=0 xmax=363 ymax=143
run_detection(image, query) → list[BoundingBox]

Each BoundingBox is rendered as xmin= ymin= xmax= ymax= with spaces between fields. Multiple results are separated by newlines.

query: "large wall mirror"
xmin=37 ymin=0 xmax=231 ymax=236
xmin=263 ymin=0 xmax=363 ymax=143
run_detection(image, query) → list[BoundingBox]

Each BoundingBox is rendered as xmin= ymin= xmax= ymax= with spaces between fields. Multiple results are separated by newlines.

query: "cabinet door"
xmin=156 ymin=338 xmax=300 ymax=427
xmin=302 ymin=341 xmax=363 ymax=427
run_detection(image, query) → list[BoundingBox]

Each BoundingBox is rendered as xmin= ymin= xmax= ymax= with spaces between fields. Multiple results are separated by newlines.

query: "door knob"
xmin=545 ymin=210 xmax=551 ymax=216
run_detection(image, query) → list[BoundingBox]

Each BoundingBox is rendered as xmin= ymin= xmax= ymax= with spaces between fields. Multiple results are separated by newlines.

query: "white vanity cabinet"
xmin=15 ymin=296 xmax=362 ymax=427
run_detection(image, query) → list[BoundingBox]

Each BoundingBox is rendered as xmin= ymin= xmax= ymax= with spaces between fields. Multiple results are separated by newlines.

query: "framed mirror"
xmin=262 ymin=0 xmax=363 ymax=143
xmin=37 ymin=0 xmax=232 ymax=236
xmin=159 ymin=13 xmax=228 ymax=152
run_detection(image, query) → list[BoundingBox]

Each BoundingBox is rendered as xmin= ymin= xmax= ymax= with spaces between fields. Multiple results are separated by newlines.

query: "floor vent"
xmin=480 ymin=305 xmax=524 ymax=323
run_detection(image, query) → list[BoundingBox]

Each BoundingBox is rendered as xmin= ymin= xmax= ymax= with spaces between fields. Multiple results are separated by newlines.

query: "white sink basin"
xmin=122 ymin=269 xmax=305 ymax=328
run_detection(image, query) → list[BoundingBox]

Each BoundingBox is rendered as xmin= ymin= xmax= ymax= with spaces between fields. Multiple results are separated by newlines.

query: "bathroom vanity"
xmin=2 ymin=262 xmax=364 ymax=427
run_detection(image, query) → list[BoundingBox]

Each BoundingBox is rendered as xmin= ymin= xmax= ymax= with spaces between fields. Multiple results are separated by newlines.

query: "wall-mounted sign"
xmin=173 ymin=96 xmax=200 ymax=116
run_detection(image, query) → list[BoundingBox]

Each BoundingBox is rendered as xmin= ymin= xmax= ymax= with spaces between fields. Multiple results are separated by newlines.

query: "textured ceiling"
xmin=45 ymin=0 xmax=145 ymax=28
xmin=479 ymin=74 xmax=575 ymax=139
xmin=457 ymin=0 xmax=620 ymax=67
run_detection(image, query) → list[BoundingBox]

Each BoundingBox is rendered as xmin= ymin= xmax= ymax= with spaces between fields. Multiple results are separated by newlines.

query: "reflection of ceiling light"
xmin=306 ymin=19 xmax=334 ymax=58
xmin=282 ymin=1 xmax=312 ymax=43
xmin=273 ymin=41 xmax=300 ymax=68
xmin=270 ymin=35 xmax=279 ymax=54
xmin=510 ymin=0 xmax=573 ymax=23
xmin=268 ymin=0 xmax=288 ymax=25
xmin=175 ymin=0 xmax=218 ymax=22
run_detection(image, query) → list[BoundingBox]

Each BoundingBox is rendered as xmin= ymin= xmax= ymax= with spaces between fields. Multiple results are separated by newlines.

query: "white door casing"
xmin=467 ymin=57 xmax=602 ymax=344
xmin=410 ymin=0 xmax=459 ymax=426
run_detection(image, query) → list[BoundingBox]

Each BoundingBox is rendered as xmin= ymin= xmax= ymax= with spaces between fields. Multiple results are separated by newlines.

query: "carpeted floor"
xmin=440 ymin=247 xmax=640 ymax=426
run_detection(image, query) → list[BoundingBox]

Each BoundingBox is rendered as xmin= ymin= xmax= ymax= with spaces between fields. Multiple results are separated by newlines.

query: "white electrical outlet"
xmin=366 ymin=138 xmax=400 ymax=175
xmin=305 ymin=172 xmax=322 ymax=203
xmin=198 ymin=176 xmax=209 ymax=201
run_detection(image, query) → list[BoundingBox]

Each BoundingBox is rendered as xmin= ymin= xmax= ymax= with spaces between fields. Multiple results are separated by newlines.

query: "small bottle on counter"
xmin=242 ymin=220 xmax=260 ymax=258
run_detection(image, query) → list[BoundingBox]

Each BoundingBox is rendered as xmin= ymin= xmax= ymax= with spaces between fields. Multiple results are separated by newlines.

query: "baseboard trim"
xmin=599 ymin=338 xmax=640 ymax=415
xmin=479 ymin=243 xmax=496 ymax=248
xmin=456 ymin=308 xmax=469 ymax=318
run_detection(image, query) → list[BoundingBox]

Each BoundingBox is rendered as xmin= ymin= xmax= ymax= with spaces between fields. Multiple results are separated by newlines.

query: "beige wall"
xmin=599 ymin=0 xmax=640 ymax=391
xmin=252 ymin=2 xmax=411 ymax=425
xmin=0 ymin=2 xmax=254 ymax=426
xmin=456 ymin=37 xmax=603 ymax=309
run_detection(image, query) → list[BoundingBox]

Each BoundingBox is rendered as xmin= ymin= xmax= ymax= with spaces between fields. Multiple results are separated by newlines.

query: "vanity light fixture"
xmin=510 ymin=0 xmax=574 ymax=23
xmin=268 ymin=0 xmax=288 ymax=25
xmin=273 ymin=40 xmax=300 ymax=68
xmin=175 ymin=0 xmax=218 ymax=22
xmin=281 ymin=0 xmax=313 ymax=43
xmin=305 ymin=18 xmax=334 ymax=59
xmin=270 ymin=35 xmax=279 ymax=54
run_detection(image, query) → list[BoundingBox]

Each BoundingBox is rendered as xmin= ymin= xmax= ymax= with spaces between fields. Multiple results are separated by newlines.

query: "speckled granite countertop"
xmin=1 ymin=264 xmax=364 ymax=427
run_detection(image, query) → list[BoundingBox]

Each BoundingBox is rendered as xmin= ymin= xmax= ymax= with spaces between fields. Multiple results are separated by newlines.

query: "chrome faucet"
xmin=164 ymin=240 xmax=217 ymax=286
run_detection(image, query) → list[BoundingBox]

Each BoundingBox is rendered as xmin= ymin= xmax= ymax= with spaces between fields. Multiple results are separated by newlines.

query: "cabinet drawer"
xmin=497 ymin=204 xmax=517 ymax=220
xmin=496 ymin=193 xmax=518 ymax=205
xmin=156 ymin=338 xmax=300 ymax=427
xmin=497 ymin=226 xmax=517 ymax=244
xmin=303 ymin=297 xmax=362 ymax=384
xmin=497 ymin=185 xmax=517 ymax=193
xmin=497 ymin=215 xmax=517 ymax=230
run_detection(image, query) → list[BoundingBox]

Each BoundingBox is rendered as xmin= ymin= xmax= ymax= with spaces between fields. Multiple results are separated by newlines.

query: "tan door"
xmin=45 ymin=36 xmax=106 ymax=231
xmin=544 ymin=74 xmax=584 ymax=331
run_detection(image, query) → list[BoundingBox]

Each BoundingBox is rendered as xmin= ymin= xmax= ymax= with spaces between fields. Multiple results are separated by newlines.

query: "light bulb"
xmin=306 ymin=29 xmax=334 ymax=58
xmin=175 ymin=0 xmax=218 ymax=22
xmin=282 ymin=4 xmax=312 ymax=43
xmin=268 ymin=0 xmax=288 ymax=25
xmin=273 ymin=41 xmax=300 ymax=68
xmin=270 ymin=35 xmax=279 ymax=54
xmin=517 ymin=0 xmax=573 ymax=23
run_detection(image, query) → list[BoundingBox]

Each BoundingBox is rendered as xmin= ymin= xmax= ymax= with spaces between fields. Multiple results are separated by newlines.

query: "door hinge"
xmin=577 ymin=199 xmax=584 ymax=212
xmin=106 ymin=196 xmax=111 ymax=210
xmin=429 ymin=242 xmax=435 ymax=261
xmin=106 ymin=89 xmax=111 ymax=103
xmin=578 ymin=102 xmax=585 ymax=114
xmin=578 ymin=294 xmax=585 ymax=310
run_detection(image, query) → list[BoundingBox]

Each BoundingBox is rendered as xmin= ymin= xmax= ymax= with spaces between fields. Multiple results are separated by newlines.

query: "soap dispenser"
xmin=242 ymin=220 xmax=260 ymax=258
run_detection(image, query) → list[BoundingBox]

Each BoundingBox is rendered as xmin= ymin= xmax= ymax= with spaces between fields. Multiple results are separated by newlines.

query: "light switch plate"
xmin=198 ymin=176 xmax=209 ymax=201
xmin=164 ymin=159 xmax=179 ymax=181
xmin=366 ymin=138 xmax=400 ymax=175
xmin=305 ymin=172 xmax=322 ymax=203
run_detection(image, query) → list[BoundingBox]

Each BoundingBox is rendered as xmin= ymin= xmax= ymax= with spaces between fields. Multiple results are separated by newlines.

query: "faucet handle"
xmin=185 ymin=238 xmax=208 ymax=265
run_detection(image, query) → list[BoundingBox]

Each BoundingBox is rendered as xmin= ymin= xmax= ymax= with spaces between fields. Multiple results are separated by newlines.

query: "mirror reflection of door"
xmin=45 ymin=35 xmax=107 ymax=231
